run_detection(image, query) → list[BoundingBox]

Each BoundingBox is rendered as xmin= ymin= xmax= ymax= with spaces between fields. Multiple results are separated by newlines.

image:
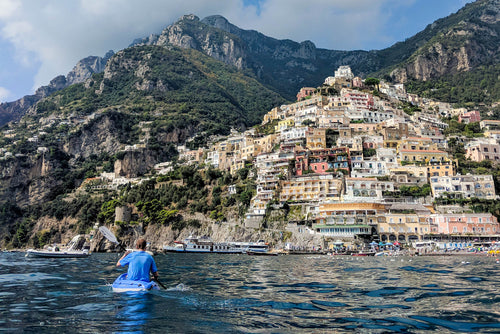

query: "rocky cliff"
xmin=387 ymin=0 xmax=500 ymax=82
xmin=0 ymin=51 xmax=113 ymax=127
xmin=2 ymin=1 xmax=499 ymax=125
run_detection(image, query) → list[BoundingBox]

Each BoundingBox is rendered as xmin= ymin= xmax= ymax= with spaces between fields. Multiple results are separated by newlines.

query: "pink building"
xmin=429 ymin=213 xmax=499 ymax=236
xmin=465 ymin=140 xmax=500 ymax=162
xmin=458 ymin=110 xmax=481 ymax=124
xmin=352 ymin=77 xmax=363 ymax=88
xmin=343 ymin=90 xmax=375 ymax=110
xmin=296 ymin=87 xmax=315 ymax=101
xmin=295 ymin=147 xmax=350 ymax=176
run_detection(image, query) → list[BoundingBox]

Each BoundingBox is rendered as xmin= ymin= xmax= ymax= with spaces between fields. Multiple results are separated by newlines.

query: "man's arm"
xmin=116 ymin=250 xmax=131 ymax=267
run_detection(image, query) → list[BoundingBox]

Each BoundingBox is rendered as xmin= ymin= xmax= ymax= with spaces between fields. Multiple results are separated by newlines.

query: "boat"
xmin=351 ymin=250 xmax=376 ymax=256
xmin=246 ymin=250 xmax=279 ymax=256
xmin=163 ymin=236 xmax=271 ymax=254
xmin=111 ymin=273 xmax=159 ymax=292
xmin=25 ymin=235 xmax=90 ymax=258
xmin=26 ymin=248 xmax=90 ymax=258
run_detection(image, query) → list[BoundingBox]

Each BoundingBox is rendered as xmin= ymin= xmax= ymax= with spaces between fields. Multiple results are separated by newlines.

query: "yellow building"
xmin=280 ymin=174 xmax=343 ymax=203
xmin=254 ymin=134 xmax=280 ymax=154
xmin=276 ymin=118 xmax=295 ymax=132
xmin=306 ymin=128 xmax=326 ymax=149
xmin=426 ymin=159 xmax=457 ymax=178
xmin=398 ymin=137 xmax=437 ymax=152
xmin=399 ymin=149 xmax=449 ymax=163
xmin=378 ymin=204 xmax=433 ymax=243
xmin=262 ymin=106 xmax=289 ymax=124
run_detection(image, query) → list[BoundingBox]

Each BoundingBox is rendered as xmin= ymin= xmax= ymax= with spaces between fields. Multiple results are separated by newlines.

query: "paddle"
xmin=98 ymin=226 xmax=167 ymax=289
xmin=98 ymin=226 xmax=127 ymax=252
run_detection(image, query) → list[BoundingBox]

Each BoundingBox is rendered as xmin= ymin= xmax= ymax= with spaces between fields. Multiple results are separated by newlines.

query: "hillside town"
xmin=173 ymin=65 xmax=500 ymax=249
xmin=2 ymin=65 xmax=500 ymax=252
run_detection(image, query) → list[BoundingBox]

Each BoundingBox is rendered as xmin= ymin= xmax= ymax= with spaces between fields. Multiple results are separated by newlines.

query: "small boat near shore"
xmin=246 ymin=250 xmax=279 ymax=256
xmin=351 ymin=250 xmax=376 ymax=256
xmin=25 ymin=235 xmax=90 ymax=258
xmin=111 ymin=273 xmax=159 ymax=292
xmin=26 ymin=248 xmax=90 ymax=258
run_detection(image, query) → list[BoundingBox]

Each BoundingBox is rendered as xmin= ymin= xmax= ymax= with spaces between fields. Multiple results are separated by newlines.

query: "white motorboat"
xmin=26 ymin=235 xmax=90 ymax=258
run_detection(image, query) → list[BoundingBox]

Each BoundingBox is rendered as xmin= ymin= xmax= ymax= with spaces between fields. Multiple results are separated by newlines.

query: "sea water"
xmin=0 ymin=252 xmax=499 ymax=333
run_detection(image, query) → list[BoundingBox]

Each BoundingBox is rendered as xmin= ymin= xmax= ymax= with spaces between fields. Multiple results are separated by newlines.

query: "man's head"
xmin=136 ymin=238 xmax=147 ymax=250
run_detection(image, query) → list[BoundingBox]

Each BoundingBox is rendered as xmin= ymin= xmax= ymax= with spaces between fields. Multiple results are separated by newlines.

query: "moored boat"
xmin=246 ymin=250 xmax=279 ymax=256
xmin=25 ymin=235 xmax=90 ymax=258
xmin=26 ymin=248 xmax=90 ymax=258
xmin=111 ymin=273 xmax=160 ymax=292
xmin=163 ymin=236 xmax=271 ymax=254
xmin=351 ymin=250 xmax=376 ymax=256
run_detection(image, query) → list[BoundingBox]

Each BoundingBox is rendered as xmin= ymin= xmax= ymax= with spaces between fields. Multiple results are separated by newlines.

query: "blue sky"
xmin=0 ymin=0 xmax=475 ymax=103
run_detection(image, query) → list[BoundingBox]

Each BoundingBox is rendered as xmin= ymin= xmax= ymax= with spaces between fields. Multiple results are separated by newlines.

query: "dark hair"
xmin=136 ymin=238 xmax=147 ymax=250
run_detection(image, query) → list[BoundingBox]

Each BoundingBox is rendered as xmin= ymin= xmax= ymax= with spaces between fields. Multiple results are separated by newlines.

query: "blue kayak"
xmin=111 ymin=273 xmax=160 ymax=292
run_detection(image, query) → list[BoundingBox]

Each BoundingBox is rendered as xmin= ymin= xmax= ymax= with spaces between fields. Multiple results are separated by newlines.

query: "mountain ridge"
xmin=0 ymin=0 xmax=498 ymax=127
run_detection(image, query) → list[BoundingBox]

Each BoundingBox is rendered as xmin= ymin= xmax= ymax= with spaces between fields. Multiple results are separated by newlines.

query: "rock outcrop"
xmin=0 ymin=52 xmax=113 ymax=127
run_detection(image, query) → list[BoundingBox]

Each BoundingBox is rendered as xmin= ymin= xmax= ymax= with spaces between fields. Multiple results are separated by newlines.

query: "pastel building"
xmin=295 ymin=147 xmax=350 ymax=176
xmin=306 ymin=128 xmax=326 ymax=149
xmin=378 ymin=204 xmax=433 ymax=243
xmin=465 ymin=139 xmax=500 ymax=162
xmin=458 ymin=110 xmax=480 ymax=124
xmin=426 ymin=159 xmax=457 ymax=178
xmin=312 ymin=202 xmax=386 ymax=239
xmin=275 ymin=118 xmax=295 ymax=132
xmin=297 ymin=87 xmax=315 ymax=101
xmin=279 ymin=174 xmax=343 ymax=203
xmin=343 ymin=177 xmax=395 ymax=202
xmin=249 ymin=151 xmax=295 ymax=216
xmin=429 ymin=213 xmax=499 ymax=236
xmin=399 ymin=149 xmax=449 ymax=163
xmin=430 ymin=174 xmax=496 ymax=199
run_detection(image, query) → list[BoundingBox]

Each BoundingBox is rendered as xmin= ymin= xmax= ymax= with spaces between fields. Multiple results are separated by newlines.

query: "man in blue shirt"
xmin=116 ymin=238 xmax=158 ymax=282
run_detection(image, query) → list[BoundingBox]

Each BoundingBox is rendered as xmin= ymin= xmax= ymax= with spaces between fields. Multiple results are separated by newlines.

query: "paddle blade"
xmin=98 ymin=226 xmax=119 ymax=244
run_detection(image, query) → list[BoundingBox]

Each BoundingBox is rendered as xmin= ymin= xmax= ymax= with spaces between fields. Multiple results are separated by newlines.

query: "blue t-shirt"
xmin=119 ymin=251 xmax=158 ymax=282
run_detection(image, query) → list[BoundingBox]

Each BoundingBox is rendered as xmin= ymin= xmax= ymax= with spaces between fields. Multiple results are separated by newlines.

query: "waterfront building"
xmin=312 ymin=203 xmax=386 ymax=239
xmin=378 ymin=203 xmax=432 ymax=243
xmin=429 ymin=213 xmax=499 ymax=236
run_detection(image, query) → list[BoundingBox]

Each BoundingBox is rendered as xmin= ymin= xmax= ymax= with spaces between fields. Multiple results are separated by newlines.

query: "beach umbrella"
xmin=386 ymin=242 xmax=393 ymax=246
xmin=393 ymin=241 xmax=400 ymax=246
xmin=370 ymin=241 xmax=378 ymax=245
xmin=379 ymin=242 xmax=385 ymax=246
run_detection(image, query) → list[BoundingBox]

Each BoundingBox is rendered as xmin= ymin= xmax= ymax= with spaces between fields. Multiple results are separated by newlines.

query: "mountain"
xmin=0 ymin=51 xmax=113 ymax=126
xmin=0 ymin=45 xmax=284 ymax=205
xmin=1 ymin=1 xmax=498 ymax=126
xmin=133 ymin=14 xmax=376 ymax=100
xmin=385 ymin=0 xmax=500 ymax=104
xmin=383 ymin=0 xmax=500 ymax=82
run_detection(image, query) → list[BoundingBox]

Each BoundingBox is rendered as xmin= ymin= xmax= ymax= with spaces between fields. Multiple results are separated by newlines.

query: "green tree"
xmin=364 ymin=77 xmax=380 ymax=91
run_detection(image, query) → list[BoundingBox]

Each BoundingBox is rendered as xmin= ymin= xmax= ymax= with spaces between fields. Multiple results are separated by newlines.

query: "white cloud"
xmin=0 ymin=86 xmax=11 ymax=102
xmin=0 ymin=0 xmax=20 ymax=19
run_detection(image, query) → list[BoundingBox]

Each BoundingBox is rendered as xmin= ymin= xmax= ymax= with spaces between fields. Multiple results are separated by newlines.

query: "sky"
xmin=0 ymin=0 xmax=475 ymax=103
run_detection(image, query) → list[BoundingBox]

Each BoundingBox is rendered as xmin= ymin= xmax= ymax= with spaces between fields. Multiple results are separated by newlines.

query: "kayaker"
xmin=116 ymin=238 xmax=159 ymax=282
